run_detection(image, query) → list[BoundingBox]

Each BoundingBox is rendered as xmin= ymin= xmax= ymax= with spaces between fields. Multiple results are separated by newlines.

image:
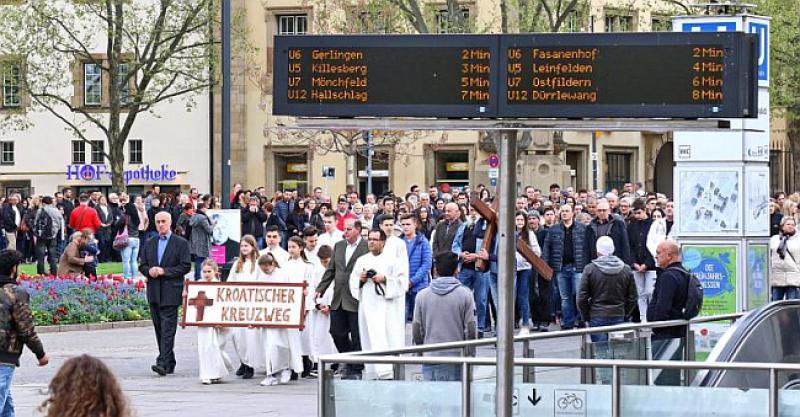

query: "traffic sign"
xmin=488 ymin=153 xmax=499 ymax=168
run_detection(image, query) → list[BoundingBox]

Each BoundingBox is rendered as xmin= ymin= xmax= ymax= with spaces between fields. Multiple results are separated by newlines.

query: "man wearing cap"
xmin=577 ymin=236 xmax=637 ymax=337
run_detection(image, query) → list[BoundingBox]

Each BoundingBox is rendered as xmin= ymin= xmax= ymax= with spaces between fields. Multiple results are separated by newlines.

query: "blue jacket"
xmin=274 ymin=199 xmax=294 ymax=223
xmin=542 ymin=222 xmax=588 ymax=272
xmin=405 ymin=233 xmax=432 ymax=294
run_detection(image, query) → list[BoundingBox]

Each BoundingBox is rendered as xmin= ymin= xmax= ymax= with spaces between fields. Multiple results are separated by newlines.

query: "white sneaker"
xmin=519 ymin=327 xmax=530 ymax=335
xmin=201 ymin=379 xmax=212 ymax=385
xmin=259 ymin=376 xmax=279 ymax=386
xmin=279 ymin=369 xmax=292 ymax=384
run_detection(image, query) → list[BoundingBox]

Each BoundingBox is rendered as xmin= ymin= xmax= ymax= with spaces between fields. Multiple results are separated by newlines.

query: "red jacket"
xmin=335 ymin=210 xmax=357 ymax=231
xmin=69 ymin=204 xmax=103 ymax=234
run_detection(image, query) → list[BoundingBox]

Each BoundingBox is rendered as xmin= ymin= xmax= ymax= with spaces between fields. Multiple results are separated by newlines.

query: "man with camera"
xmin=349 ymin=229 xmax=408 ymax=380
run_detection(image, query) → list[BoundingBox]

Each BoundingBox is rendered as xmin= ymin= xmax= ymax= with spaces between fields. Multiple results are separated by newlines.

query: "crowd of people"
xmin=1 ymin=181 xmax=796 ymax=386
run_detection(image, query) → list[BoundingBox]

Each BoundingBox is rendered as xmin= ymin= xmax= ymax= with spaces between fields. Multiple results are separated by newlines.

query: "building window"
xmin=436 ymin=8 xmax=470 ymax=33
xmin=0 ymin=141 xmax=13 ymax=166
xmin=84 ymin=62 xmax=102 ymax=106
xmin=273 ymin=151 xmax=308 ymax=195
xmin=605 ymin=13 xmax=634 ymax=32
xmin=278 ymin=15 xmax=308 ymax=35
xmin=651 ymin=15 xmax=672 ymax=32
xmin=434 ymin=150 xmax=470 ymax=191
xmin=564 ymin=10 xmax=582 ymax=32
xmin=90 ymin=140 xmax=104 ymax=164
xmin=357 ymin=147 xmax=390 ymax=197
xmin=128 ymin=139 xmax=142 ymax=164
xmin=117 ymin=62 xmax=130 ymax=105
xmin=2 ymin=62 xmax=21 ymax=108
xmin=605 ymin=152 xmax=633 ymax=192
xmin=72 ymin=141 xmax=86 ymax=164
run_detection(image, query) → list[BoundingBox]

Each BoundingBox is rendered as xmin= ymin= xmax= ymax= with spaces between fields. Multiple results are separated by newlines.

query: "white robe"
xmin=385 ymin=235 xmax=410 ymax=282
xmin=349 ymin=251 xmax=408 ymax=379
xmin=309 ymin=262 xmax=338 ymax=360
xmin=197 ymin=327 xmax=234 ymax=381
xmin=282 ymin=257 xmax=315 ymax=356
xmin=261 ymin=267 xmax=304 ymax=376
xmin=317 ymin=230 xmax=343 ymax=250
xmin=260 ymin=245 xmax=289 ymax=266
xmin=226 ymin=259 xmax=265 ymax=370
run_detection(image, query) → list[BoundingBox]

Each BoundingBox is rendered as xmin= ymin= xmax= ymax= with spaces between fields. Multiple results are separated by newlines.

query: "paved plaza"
xmin=10 ymin=325 xmax=582 ymax=417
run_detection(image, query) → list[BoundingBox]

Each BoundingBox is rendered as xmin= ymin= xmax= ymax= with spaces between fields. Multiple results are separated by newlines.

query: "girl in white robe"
xmin=309 ymin=245 xmax=338 ymax=362
xmin=285 ymin=236 xmax=316 ymax=378
xmin=226 ymin=235 xmax=264 ymax=379
xmin=194 ymin=259 xmax=234 ymax=384
xmin=258 ymin=253 xmax=304 ymax=386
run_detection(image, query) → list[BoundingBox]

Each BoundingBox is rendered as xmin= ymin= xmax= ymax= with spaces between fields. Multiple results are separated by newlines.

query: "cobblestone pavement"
xmin=11 ymin=325 xmax=582 ymax=417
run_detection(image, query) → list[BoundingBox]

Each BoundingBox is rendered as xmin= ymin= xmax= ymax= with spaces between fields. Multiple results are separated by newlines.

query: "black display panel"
xmin=273 ymin=32 xmax=757 ymax=119
xmin=274 ymin=35 xmax=498 ymax=118
xmin=499 ymin=32 xmax=757 ymax=118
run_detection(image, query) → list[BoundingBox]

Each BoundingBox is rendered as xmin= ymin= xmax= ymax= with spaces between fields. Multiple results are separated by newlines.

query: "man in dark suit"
xmin=315 ymin=218 xmax=368 ymax=379
xmin=139 ymin=211 xmax=191 ymax=376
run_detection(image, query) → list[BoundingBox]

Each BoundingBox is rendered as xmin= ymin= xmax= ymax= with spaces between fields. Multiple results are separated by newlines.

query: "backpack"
xmin=668 ymin=266 xmax=704 ymax=319
xmin=33 ymin=209 xmax=54 ymax=241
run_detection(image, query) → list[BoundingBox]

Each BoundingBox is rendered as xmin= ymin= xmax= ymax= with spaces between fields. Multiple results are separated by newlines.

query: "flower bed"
xmin=17 ymin=274 xmax=150 ymax=326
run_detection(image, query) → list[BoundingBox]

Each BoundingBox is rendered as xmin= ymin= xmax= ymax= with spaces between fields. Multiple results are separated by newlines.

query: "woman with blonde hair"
xmin=770 ymin=216 xmax=800 ymax=301
xmin=40 ymin=355 xmax=129 ymax=417
xmin=226 ymin=235 xmax=263 ymax=379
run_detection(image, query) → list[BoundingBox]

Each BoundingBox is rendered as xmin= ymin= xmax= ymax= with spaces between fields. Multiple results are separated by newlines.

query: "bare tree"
xmin=0 ymin=0 xmax=222 ymax=191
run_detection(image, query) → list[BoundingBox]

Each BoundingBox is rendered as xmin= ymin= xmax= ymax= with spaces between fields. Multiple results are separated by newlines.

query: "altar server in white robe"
xmin=193 ymin=259 xmax=234 ymax=384
xmin=377 ymin=214 xmax=410 ymax=281
xmin=303 ymin=226 xmax=321 ymax=266
xmin=285 ymin=236 xmax=316 ymax=378
xmin=226 ymin=235 xmax=264 ymax=380
xmin=260 ymin=225 xmax=289 ymax=265
xmin=258 ymin=252 xmax=304 ymax=386
xmin=349 ymin=229 xmax=409 ymax=380
xmin=309 ymin=245 xmax=338 ymax=361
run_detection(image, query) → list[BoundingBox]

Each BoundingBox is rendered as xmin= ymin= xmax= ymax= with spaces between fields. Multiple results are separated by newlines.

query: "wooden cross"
xmin=188 ymin=291 xmax=214 ymax=322
xmin=470 ymin=193 xmax=554 ymax=280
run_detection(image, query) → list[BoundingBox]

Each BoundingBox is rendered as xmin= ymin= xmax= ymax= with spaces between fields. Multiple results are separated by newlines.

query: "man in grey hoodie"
xmin=413 ymin=252 xmax=477 ymax=381
xmin=577 ymin=236 xmax=637 ymax=343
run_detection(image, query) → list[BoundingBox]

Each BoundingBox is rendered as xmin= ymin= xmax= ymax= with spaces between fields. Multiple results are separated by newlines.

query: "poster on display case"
xmin=681 ymin=244 xmax=738 ymax=316
xmin=676 ymin=169 xmax=740 ymax=235
xmin=745 ymin=168 xmax=770 ymax=235
xmin=746 ymin=243 xmax=769 ymax=310
xmin=206 ymin=209 xmax=241 ymax=264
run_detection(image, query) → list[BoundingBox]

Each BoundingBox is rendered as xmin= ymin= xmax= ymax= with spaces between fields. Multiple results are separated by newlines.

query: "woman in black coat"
xmin=286 ymin=200 xmax=307 ymax=239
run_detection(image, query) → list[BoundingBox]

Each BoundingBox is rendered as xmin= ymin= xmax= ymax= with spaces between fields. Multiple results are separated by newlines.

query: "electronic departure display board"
xmin=274 ymin=35 xmax=498 ymax=118
xmin=273 ymin=32 xmax=757 ymax=119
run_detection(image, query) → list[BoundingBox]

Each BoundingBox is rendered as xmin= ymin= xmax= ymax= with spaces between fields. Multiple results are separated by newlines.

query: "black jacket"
xmin=1 ymin=204 xmax=23 ymax=233
xmin=587 ymin=217 xmax=632 ymax=265
xmin=138 ymin=234 xmax=192 ymax=306
xmin=627 ymin=219 xmax=656 ymax=270
xmin=241 ymin=207 xmax=268 ymax=238
xmin=648 ymin=262 xmax=690 ymax=339
xmin=577 ymin=256 xmax=637 ymax=320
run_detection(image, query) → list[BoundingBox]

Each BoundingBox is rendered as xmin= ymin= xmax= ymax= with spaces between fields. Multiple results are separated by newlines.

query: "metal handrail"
xmin=318 ymin=354 xmax=790 ymax=417
xmin=352 ymin=312 xmax=745 ymax=357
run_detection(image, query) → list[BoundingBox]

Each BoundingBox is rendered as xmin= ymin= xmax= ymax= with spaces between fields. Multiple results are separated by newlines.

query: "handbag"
xmin=112 ymin=216 xmax=130 ymax=250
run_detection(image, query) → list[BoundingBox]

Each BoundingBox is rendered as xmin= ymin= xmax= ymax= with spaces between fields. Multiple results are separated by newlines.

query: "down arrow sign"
xmin=528 ymin=389 xmax=542 ymax=406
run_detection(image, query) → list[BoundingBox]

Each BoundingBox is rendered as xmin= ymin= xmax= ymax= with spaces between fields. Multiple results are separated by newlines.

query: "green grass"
xmin=19 ymin=262 xmax=124 ymax=277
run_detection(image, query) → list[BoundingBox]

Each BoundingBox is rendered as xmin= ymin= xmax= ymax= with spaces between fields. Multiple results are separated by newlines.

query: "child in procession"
xmin=309 ymin=245 xmax=338 ymax=371
xmin=284 ymin=236 xmax=316 ymax=378
xmin=226 ymin=235 xmax=263 ymax=380
xmin=257 ymin=253 xmax=303 ymax=386
xmin=192 ymin=259 xmax=234 ymax=384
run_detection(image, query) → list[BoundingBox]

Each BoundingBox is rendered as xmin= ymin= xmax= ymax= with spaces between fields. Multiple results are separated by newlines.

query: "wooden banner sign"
xmin=180 ymin=281 xmax=307 ymax=329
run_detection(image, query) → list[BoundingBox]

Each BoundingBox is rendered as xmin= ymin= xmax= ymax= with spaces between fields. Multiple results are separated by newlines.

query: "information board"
xmin=274 ymin=32 xmax=757 ymax=119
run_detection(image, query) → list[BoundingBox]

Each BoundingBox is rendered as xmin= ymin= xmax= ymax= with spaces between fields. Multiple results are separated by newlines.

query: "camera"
xmin=365 ymin=269 xmax=377 ymax=279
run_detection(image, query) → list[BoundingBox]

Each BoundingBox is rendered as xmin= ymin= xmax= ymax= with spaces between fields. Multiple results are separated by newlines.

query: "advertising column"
xmin=672 ymin=14 xmax=770 ymax=358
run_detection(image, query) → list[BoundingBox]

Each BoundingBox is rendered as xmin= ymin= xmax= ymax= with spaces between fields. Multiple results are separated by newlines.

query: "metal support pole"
xmin=522 ymin=340 xmax=535 ymax=383
xmin=221 ymin=0 xmax=231 ymax=209
xmin=496 ymin=130 xmax=517 ymax=417
xmin=318 ymin=359 xmax=327 ymax=417
xmin=591 ymin=131 xmax=598 ymax=191
xmin=365 ymin=130 xmax=373 ymax=196
xmin=769 ymin=368 xmax=779 ymax=417
xmin=393 ymin=362 xmax=405 ymax=381
xmin=461 ymin=362 xmax=472 ymax=417
xmin=612 ymin=365 xmax=621 ymax=417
